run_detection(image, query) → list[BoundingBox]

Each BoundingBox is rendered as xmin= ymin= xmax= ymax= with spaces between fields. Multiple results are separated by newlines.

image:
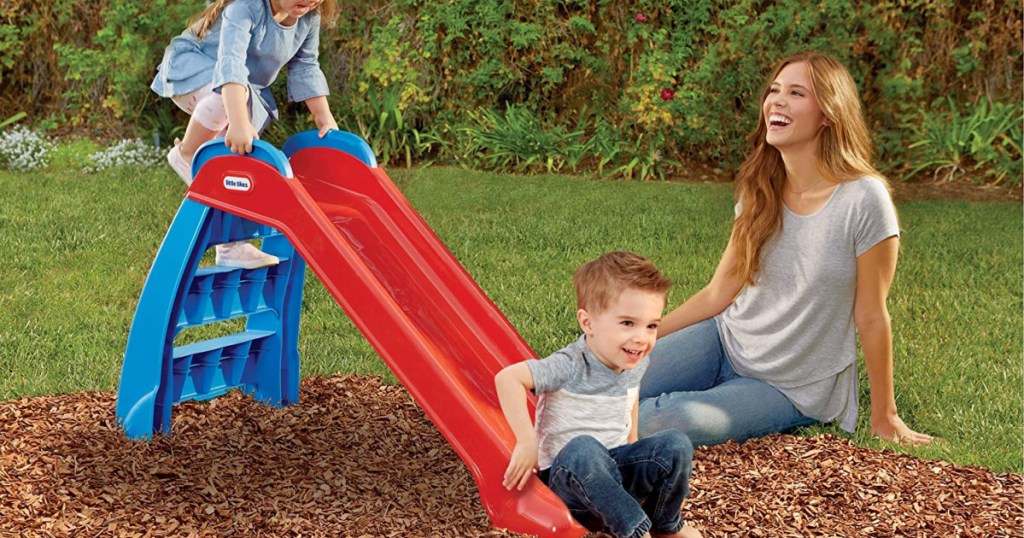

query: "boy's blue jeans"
xmin=541 ymin=430 xmax=693 ymax=538
xmin=638 ymin=318 xmax=817 ymax=446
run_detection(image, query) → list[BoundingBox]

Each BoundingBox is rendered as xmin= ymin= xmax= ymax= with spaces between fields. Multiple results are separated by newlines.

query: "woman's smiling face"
xmin=762 ymin=61 xmax=829 ymax=152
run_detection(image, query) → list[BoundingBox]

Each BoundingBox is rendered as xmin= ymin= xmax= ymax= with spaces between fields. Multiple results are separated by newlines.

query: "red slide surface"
xmin=187 ymin=147 xmax=586 ymax=537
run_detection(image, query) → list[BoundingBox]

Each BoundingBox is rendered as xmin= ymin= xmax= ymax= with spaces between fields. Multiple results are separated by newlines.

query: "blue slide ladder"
xmin=116 ymin=131 xmax=379 ymax=439
xmin=115 ymin=139 xmax=306 ymax=439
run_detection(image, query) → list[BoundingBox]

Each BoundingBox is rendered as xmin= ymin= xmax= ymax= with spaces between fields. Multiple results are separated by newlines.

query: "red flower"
xmin=635 ymin=13 xmax=647 ymax=23
xmin=660 ymin=88 xmax=675 ymax=101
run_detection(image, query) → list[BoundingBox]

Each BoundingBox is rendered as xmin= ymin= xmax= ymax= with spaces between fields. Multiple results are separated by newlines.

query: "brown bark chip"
xmin=1 ymin=376 xmax=1020 ymax=537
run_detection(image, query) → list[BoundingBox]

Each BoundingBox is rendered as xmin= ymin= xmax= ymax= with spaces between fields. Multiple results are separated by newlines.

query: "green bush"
xmin=1 ymin=0 xmax=1020 ymax=184
xmin=0 ymin=1 xmax=201 ymax=131
xmin=457 ymin=105 xmax=588 ymax=174
xmin=55 ymin=1 xmax=201 ymax=129
xmin=905 ymin=97 xmax=1023 ymax=187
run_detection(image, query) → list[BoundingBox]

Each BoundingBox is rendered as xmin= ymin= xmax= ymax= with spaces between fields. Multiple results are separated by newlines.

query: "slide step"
xmin=171 ymin=330 xmax=276 ymax=403
xmin=173 ymin=329 xmax=275 ymax=359
xmin=177 ymin=257 xmax=292 ymax=328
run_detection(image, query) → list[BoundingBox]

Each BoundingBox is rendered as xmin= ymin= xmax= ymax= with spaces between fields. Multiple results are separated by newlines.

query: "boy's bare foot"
xmin=648 ymin=523 xmax=703 ymax=538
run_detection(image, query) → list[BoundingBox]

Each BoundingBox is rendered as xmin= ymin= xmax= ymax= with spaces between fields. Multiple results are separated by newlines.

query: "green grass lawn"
xmin=0 ymin=144 xmax=1020 ymax=474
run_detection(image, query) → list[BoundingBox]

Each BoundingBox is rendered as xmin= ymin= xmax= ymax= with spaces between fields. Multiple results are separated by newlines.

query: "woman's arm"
xmin=855 ymin=236 xmax=933 ymax=445
xmin=659 ymin=235 xmax=745 ymax=337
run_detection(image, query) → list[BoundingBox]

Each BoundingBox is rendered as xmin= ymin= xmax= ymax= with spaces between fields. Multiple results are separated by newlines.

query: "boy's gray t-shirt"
xmin=527 ymin=335 xmax=647 ymax=470
xmin=717 ymin=177 xmax=899 ymax=431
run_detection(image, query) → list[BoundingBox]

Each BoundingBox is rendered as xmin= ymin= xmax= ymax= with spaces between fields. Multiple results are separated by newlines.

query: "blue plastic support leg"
xmin=116 ymin=199 xmax=212 ymax=439
xmin=257 ymin=233 xmax=306 ymax=406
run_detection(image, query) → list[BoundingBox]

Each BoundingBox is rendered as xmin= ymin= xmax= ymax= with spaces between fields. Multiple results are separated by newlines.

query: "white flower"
xmin=85 ymin=139 xmax=165 ymax=172
xmin=0 ymin=126 xmax=55 ymax=171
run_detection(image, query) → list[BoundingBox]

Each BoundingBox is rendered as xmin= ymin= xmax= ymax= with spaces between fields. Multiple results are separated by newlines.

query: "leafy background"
xmin=1 ymin=0 xmax=1021 ymax=183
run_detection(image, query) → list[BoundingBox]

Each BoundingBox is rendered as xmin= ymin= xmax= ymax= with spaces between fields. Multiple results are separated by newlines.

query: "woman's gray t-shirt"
xmin=717 ymin=177 xmax=899 ymax=431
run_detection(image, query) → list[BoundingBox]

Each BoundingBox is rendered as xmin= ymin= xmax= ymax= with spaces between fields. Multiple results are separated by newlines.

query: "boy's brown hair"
xmin=573 ymin=251 xmax=672 ymax=313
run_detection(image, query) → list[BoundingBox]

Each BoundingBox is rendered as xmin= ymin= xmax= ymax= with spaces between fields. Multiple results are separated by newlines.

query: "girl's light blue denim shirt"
xmin=151 ymin=0 xmax=329 ymax=131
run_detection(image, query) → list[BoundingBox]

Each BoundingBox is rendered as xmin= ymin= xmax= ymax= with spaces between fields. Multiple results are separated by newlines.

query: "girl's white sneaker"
xmin=215 ymin=242 xmax=280 ymax=269
xmin=167 ymin=144 xmax=193 ymax=186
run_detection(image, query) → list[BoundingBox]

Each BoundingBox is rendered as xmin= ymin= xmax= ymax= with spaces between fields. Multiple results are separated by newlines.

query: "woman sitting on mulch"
xmin=638 ymin=52 xmax=935 ymax=448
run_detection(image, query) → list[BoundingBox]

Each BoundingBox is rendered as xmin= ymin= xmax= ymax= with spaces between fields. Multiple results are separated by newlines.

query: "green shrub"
xmin=347 ymin=83 xmax=432 ymax=170
xmin=54 ymin=1 xmax=201 ymax=129
xmin=1 ymin=0 xmax=1020 ymax=185
xmin=458 ymin=106 xmax=588 ymax=174
xmin=905 ymin=97 xmax=1023 ymax=187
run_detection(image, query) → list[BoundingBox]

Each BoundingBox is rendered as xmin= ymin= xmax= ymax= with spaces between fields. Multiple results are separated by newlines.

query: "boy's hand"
xmin=225 ymin=119 xmax=259 ymax=154
xmin=494 ymin=362 xmax=540 ymax=491
xmin=314 ymin=114 xmax=338 ymax=138
xmin=503 ymin=439 xmax=539 ymax=491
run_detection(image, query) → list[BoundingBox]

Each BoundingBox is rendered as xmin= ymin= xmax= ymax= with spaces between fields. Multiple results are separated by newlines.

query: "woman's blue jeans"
xmin=638 ymin=318 xmax=817 ymax=446
xmin=543 ymin=430 xmax=693 ymax=538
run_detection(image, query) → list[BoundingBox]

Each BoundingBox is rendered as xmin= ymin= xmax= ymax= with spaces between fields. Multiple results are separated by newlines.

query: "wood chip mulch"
xmin=1 ymin=376 xmax=1020 ymax=537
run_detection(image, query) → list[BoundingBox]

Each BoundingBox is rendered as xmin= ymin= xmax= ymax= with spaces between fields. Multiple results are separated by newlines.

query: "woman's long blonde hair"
xmin=730 ymin=51 xmax=889 ymax=286
xmin=191 ymin=0 xmax=339 ymax=40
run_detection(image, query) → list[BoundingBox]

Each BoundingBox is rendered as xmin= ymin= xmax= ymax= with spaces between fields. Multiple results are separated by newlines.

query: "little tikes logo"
xmin=223 ymin=175 xmax=253 ymax=192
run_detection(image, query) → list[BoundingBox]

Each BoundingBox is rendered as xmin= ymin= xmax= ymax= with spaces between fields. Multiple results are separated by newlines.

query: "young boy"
xmin=495 ymin=251 xmax=702 ymax=538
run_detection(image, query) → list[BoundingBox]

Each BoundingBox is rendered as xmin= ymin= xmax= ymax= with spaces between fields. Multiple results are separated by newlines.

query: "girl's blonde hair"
xmin=730 ymin=51 xmax=890 ymax=286
xmin=191 ymin=0 xmax=339 ymax=40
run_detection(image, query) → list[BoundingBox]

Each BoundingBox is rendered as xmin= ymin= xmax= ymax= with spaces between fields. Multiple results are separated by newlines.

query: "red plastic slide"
xmin=185 ymin=146 xmax=586 ymax=537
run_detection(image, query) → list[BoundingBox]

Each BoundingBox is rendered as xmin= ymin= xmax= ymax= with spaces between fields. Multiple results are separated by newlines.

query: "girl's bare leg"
xmin=177 ymin=115 xmax=219 ymax=161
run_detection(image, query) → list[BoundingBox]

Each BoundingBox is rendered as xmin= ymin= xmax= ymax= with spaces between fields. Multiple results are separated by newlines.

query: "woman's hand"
xmin=870 ymin=412 xmax=934 ymax=446
xmin=225 ymin=118 xmax=259 ymax=154
xmin=502 ymin=438 xmax=539 ymax=491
